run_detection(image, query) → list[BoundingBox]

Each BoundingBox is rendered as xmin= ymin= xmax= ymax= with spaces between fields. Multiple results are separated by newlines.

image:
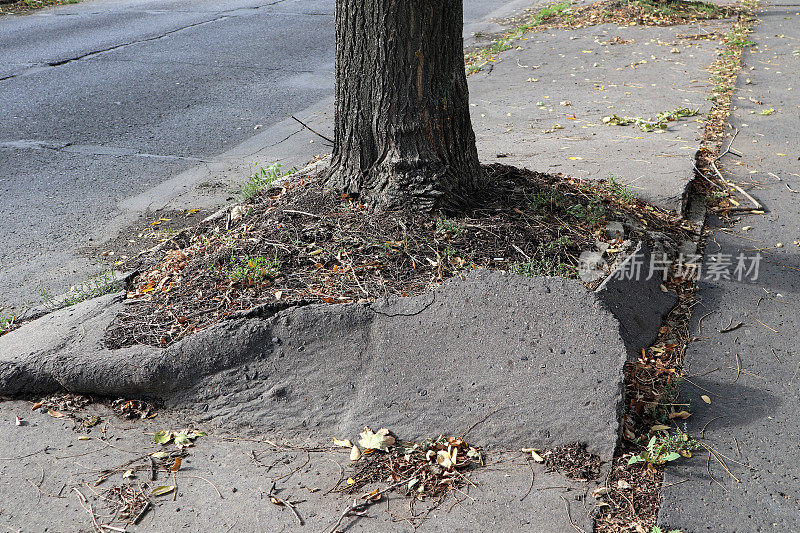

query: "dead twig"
xmin=519 ymin=459 xmax=535 ymax=501
xmin=560 ymin=495 xmax=586 ymax=533
xmin=291 ymin=115 xmax=334 ymax=145
xmin=268 ymin=481 xmax=303 ymax=526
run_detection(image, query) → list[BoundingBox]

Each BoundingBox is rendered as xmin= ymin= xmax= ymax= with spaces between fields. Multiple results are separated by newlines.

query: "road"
xmin=0 ymin=0 xmax=530 ymax=314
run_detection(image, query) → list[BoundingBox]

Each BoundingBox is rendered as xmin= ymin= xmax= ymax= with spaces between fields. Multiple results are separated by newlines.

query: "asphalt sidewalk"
xmin=658 ymin=5 xmax=800 ymax=530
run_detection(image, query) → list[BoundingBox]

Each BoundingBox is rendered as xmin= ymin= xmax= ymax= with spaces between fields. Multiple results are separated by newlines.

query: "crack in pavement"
xmin=86 ymin=55 xmax=322 ymax=74
xmin=0 ymin=15 xmax=228 ymax=82
xmin=0 ymin=139 xmax=209 ymax=162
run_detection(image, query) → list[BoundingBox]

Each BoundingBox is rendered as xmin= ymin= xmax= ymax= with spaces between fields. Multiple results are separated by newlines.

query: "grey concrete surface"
xmin=595 ymin=242 xmax=678 ymax=359
xmin=468 ymin=20 xmax=730 ymax=213
xmin=0 ymin=400 xmax=598 ymax=533
xmin=0 ymin=0 xmax=530 ymax=315
xmin=0 ymin=271 xmax=628 ymax=460
xmin=658 ymin=7 xmax=800 ymax=530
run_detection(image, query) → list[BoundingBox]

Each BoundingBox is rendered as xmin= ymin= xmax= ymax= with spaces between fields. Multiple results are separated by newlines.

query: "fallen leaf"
xmin=591 ymin=487 xmax=610 ymax=498
xmin=31 ymin=402 xmax=42 ymax=411
xmin=170 ymin=457 xmax=182 ymax=472
xmin=436 ymin=449 xmax=454 ymax=469
xmin=173 ymin=433 xmax=192 ymax=447
xmin=531 ymin=450 xmax=545 ymax=463
xmin=150 ymin=451 xmax=169 ymax=459
xmin=701 ymin=395 xmax=711 ymax=404
xmin=651 ymin=425 xmax=670 ymax=432
xmin=151 ymin=485 xmax=176 ymax=497
xmin=350 ymin=445 xmax=361 ymax=461
xmin=154 ymin=430 xmax=173 ymax=445
xmin=346 ymin=477 xmax=355 ymax=485
xmin=669 ymin=410 xmax=692 ymax=420
xmin=78 ymin=436 xmax=92 ymax=441
xmin=123 ymin=470 xmax=135 ymax=479
xmin=47 ymin=410 xmax=66 ymax=419
xmin=617 ymin=479 xmax=632 ymax=490
xmin=332 ymin=437 xmax=353 ymax=448
xmin=358 ymin=427 xmax=395 ymax=452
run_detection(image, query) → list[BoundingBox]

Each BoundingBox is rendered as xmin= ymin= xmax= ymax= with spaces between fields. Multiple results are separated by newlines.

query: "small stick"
xmin=701 ymin=416 xmax=725 ymax=438
xmin=560 ymin=496 xmax=586 ymax=533
xmin=711 ymin=160 xmax=762 ymax=210
xmin=100 ymin=525 xmax=126 ymax=532
xmin=268 ymin=482 xmax=303 ymax=526
xmin=718 ymin=320 xmax=743 ymax=333
xmin=519 ymin=460 xmax=535 ymax=501
xmin=74 ymin=488 xmax=102 ymax=533
xmin=132 ymin=501 xmax=151 ymax=524
xmin=185 ymin=475 xmax=224 ymax=499
xmin=0 ymin=447 xmax=49 ymax=461
xmin=751 ymin=315 xmax=779 ymax=333
xmin=732 ymin=353 xmax=741 ymax=384
xmin=328 ymin=498 xmax=366 ymax=533
xmin=283 ymin=209 xmax=321 ymax=218
xmin=291 ymin=115 xmax=334 ymax=144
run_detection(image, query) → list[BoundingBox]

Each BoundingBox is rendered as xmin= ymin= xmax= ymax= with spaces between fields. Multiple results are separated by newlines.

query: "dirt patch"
xmin=105 ymin=164 xmax=688 ymax=349
xmin=82 ymin=208 xmax=215 ymax=271
xmin=544 ymin=442 xmax=602 ymax=481
xmin=0 ymin=0 xmax=79 ymax=16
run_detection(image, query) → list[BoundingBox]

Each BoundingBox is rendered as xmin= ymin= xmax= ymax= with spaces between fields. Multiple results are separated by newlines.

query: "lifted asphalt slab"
xmin=469 ymin=19 xmax=731 ymax=213
xmin=658 ymin=6 xmax=800 ymax=531
xmin=0 ymin=271 xmax=628 ymax=461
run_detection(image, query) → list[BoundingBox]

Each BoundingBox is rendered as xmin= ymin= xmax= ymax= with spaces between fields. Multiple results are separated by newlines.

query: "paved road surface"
xmin=0 ymin=0 xmax=530 ymax=313
xmin=658 ymin=5 xmax=800 ymax=530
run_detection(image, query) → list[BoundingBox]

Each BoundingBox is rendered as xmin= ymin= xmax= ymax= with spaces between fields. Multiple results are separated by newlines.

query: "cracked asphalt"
xmin=0 ymin=0 xmax=529 ymax=313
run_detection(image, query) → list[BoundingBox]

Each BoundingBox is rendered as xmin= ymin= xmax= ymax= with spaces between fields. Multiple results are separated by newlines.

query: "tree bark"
xmin=326 ymin=0 xmax=483 ymax=211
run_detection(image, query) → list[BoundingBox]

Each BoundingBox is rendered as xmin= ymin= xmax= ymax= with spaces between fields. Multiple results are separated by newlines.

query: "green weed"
xmin=465 ymin=1 xmax=573 ymax=71
xmin=651 ymin=527 xmax=684 ymax=533
xmin=435 ymin=216 xmax=462 ymax=237
xmin=240 ymin=163 xmax=296 ymax=201
xmin=0 ymin=315 xmax=15 ymax=335
xmin=216 ymin=254 xmax=280 ymax=284
xmin=606 ymin=176 xmax=634 ymax=201
xmin=510 ymin=236 xmax=576 ymax=278
xmin=39 ymin=269 xmax=119 ymax=312
xmin=629 ymin=0 xmax=724 ymax=17
xmin=628 ymin=428 xmax=700 ymax=467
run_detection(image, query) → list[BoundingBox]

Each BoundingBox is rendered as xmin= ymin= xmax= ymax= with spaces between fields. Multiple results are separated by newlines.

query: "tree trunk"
xmin=326 ymin=0 xmax=483 ymax=211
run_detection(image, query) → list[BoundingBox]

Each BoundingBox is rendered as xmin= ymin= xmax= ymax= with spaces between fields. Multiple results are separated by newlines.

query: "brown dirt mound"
xmin=106 ymin=164 xmax=688 ymax=349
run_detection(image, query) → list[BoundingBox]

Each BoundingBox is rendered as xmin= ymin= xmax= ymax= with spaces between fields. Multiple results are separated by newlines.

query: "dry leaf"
xmin=436 ymin=449 xmax=454 ymax=469
xmin=591 ymin=487 xmax=610 ymax=498
xmin=332 ymin=437 xmax=353 ymax=448
xmin=651 ymin=425 xmax=670 ymax=432
xmin=617 ymin=479 xmax=632 ymax=490
xmin=170 ymin=457 xmax=182 ymax=472
xmin=151 ymin=485 xmax=176 ymax=497
xmin=669 ymin=410 xmax=692 ymax=420
xmin=350 ymin=445 xmax=361 ymax=461
xmin=531 ymin=450 xmax=545 ymax=463
xmin=358 ymin=427 xmax=395 ymax=452
xmin=701 ymin=395 xmax=711 ymax=404
xmin=31 ymin=402 xmax=42 ymax=411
